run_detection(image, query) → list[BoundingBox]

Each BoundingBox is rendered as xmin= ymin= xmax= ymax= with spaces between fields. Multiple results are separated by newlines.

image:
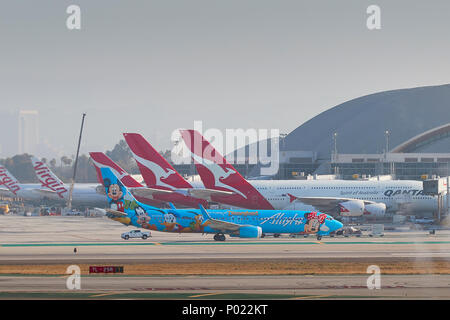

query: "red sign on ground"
xmin=89 ymin=266 xmax=124 ymax=273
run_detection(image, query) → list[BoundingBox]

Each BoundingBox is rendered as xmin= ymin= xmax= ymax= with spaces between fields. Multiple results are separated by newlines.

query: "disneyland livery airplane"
xmin=99 ymin=167 xmax=343 ymax=241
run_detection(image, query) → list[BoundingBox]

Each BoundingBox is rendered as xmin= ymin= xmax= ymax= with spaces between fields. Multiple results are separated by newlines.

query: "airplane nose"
xmin=333 ymin=220 xmax=343 ymax=232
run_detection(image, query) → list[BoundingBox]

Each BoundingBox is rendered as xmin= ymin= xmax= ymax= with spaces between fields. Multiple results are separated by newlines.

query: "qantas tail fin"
xmin=179 ymin=130 xmax=273 ymax=209
xmin=0 ymin=165 xmax=21 ymax=195
xmin=89 ymin=152 xmax=143 ymax=188
xmin=31 ymin=157 xmax=68 ymax=199
xmin=123 ymin=133 xmax=192 ymax=190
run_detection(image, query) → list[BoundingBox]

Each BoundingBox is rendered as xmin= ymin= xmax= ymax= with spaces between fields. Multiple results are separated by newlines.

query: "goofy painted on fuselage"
xmin=100 ymin=168 xmax=343 ymax=241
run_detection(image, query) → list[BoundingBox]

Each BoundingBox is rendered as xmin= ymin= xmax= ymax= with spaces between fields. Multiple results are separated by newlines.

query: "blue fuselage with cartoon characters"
xmin=101 ymin=168 xmax=343 ymax=237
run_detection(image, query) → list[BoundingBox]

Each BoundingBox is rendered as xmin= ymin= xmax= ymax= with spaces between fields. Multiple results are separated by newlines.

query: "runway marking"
xmin=189 ymin=292 xmax=223 ymax=298
xmin=292 ymin=294 xmax=331 ymax=300
xmin=91 ymin=292 xmax=121 ymax=298
xmin=2 ymin=240 xmax=450 ymax=247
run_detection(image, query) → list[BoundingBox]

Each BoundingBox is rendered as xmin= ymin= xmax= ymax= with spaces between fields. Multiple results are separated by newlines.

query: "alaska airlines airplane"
xmin=179 ymin=130 xmax=443 ymax=217
xmin=100 ymin=167 xmax=343 ymax=241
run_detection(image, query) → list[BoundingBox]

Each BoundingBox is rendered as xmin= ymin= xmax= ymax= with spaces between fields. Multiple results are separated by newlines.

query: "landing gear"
xmin=213 ymin=233 xmax=226 ymax=241
xmin=316 ymin=235 xmax=322 ymax=241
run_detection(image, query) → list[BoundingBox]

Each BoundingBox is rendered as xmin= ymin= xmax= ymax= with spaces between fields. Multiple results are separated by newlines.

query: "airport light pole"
xmin=384 ymin=130 xmax=392 ymax=175
xmin=332 ymin=132 xmax=338 ymax=174
xmin=384 ymin=130 xmax=390 ymax=164
xmin=67 ymin=113 xmax=86 ymax=209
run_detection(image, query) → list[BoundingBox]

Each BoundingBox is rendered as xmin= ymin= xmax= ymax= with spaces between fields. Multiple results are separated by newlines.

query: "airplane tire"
xmin=317 ymin=235 xmax=322 ymax=241
xmin=214 ymin=234 xmax=226 ymax=241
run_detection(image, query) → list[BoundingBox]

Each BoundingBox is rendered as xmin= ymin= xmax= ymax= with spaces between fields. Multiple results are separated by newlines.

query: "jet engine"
xmin=364 ymin=203 xmax=386 ymax=217
xmin=237 ymin=225 xmax=263 ymax=238
xmin=339 ymin=200 xmax=365 ymax=216
xmin=95 ymin=185 xmax=106 ymax=195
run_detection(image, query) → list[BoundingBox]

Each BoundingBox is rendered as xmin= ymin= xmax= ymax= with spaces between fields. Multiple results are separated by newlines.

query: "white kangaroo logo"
xmin=189 ymin=151 xmax=247 ymax=199
xmin=131 ymin=152 xmax=176 ymax=190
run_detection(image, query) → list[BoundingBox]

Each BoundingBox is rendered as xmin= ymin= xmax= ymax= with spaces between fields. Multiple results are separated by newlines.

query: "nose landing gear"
xmin=213 ymin=233 xmax=226 ymax=241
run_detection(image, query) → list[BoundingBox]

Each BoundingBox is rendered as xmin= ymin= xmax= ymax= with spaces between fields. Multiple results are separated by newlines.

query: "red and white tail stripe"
xmin=179 ymin=129 xmax=273 ymax=209
xmin=123 ymin=133 xmax=192 ymax=190
xmin=89 ymin=152 xmax=143 ymax=188
xmin=31 ymin=157 xmax=68 ymax=199
xmin=0 ymin=165 xmax=21 ymax=195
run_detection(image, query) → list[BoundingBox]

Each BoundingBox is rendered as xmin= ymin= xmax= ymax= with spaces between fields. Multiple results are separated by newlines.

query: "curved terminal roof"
xmin=283 ymin=84 xmax=450 ymax=158
xmin=390 ymin=123 xmax=450 ymax=153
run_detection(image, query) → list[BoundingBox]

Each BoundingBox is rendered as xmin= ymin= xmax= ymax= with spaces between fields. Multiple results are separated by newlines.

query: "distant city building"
xmin=0 ymin=111 xmax=19 ymax=157
xmin=18 ymin=110 xmax=39 ymax=155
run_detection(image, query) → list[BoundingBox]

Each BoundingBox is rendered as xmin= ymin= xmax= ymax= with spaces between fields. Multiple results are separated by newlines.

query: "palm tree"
xmin=60 ymin=156 xmax=67 ymax=168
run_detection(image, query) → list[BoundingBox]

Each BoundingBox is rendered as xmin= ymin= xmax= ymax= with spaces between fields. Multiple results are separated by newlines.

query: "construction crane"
xmin=67 ymin=113 xmax=86 ymax=209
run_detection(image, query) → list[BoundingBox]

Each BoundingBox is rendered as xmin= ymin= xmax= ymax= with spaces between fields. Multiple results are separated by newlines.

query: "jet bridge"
xmin=423 ymin=177 xmax=450 ymax=222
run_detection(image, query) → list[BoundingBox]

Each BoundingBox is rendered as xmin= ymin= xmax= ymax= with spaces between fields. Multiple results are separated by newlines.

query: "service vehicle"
xmin=121 ymin=230 xmax=151 ymax=240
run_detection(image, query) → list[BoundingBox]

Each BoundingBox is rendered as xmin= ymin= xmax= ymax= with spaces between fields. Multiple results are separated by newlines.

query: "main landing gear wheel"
xmin=316 ymin=235 xmax=322 ymax=241
xmin=213 ymin=233 xmax=226 ymax=241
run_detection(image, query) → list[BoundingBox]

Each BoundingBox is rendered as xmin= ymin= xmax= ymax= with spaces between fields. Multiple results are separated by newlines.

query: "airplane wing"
xmin=185 ymin=188 xmax=234 ymax=200
xmin=128 ymin=187 xmax=174 ymax=199
xmin=288 ymin=194 xmax=378 ymax=212
xmin=198 ymin=205 xmax=241 ymax=232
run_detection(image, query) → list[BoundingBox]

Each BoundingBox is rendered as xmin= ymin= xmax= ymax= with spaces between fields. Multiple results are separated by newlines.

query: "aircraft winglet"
xmin=199 ymin=204 xmax=211 ymax=221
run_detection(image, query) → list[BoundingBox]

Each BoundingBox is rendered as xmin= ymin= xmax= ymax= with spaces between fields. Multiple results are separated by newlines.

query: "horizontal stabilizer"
xmin=105 ymin=208 xmax=128 ymax=217
xmin=186 ymin=188 xmax=234 ymax=200
xmin=93 ymin=207 xmax=107 ymax=216
xmin=129 ymin=187 xmax=173 ymax=199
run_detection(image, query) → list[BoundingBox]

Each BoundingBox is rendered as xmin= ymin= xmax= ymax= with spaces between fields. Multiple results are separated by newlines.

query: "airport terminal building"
xmin=275 ymin=85 xmax=450 ymax=181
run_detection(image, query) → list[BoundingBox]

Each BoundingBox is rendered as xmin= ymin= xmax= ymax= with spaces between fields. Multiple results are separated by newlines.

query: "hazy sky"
xmin=1 ymin=0 xmax=450 ymax=156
